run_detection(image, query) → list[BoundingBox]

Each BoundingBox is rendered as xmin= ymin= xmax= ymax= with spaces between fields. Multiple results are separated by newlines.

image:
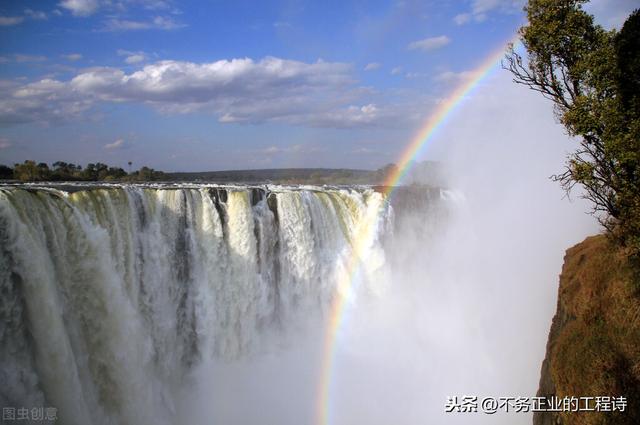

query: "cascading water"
xmin=0 ymin=183 xmax=450 ymax=425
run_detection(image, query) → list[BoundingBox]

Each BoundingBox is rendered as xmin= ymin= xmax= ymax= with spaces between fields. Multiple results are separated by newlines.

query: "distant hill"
xmin=166 ymin=162 xmax=446 ymax=186
xmin=166 ymin=168 xmax=381 ymax=185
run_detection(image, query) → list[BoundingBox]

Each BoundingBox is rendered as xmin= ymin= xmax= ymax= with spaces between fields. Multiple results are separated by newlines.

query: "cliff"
xmin=534 ymin=235 xmax=640 ymax=425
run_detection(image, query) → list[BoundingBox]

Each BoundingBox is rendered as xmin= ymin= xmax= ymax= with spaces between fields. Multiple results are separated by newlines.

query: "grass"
xmin=548 ymin=235 xmax=640 ymax=424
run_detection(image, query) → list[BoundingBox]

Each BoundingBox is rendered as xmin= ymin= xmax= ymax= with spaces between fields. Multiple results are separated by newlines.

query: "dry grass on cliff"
xmin=551 ymin=235 xmax=640 ymax=425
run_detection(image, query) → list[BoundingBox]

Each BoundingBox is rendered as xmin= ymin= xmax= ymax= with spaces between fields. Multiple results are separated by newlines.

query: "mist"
xmin=172 ymin=70 xmax=598 ymax=425
xmin=331 ymin=71 xmax=599 ymax=423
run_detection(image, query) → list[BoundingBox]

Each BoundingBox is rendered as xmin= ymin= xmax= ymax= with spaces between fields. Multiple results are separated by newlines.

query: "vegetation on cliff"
xmin=507 ymin=2 xmax=640 ymax=423
xmin=535 ymin=236 xmax=640 ymax=425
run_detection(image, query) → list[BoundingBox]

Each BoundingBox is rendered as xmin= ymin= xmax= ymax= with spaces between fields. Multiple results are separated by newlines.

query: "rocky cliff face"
xmin=534 ymin=235 xmax=640 ymax=425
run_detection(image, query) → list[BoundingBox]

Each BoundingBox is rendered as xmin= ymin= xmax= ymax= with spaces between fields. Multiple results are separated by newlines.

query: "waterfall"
xmin=0 ymin=183 xmax=425 ymax=425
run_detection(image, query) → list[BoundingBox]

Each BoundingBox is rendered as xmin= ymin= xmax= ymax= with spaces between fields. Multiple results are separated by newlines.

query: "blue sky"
xmin=0 ymin=0 xmax=636 ymax=171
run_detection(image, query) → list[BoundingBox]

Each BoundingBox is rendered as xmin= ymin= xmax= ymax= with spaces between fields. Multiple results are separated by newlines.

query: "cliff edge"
xmin=534 ymin=235 xmax=640 ymax=425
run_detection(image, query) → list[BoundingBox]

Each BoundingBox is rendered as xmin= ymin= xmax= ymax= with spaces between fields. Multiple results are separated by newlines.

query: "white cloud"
xmin=434 ymin=70 xmax=475 ymax=83
xmin=103 ymin=15 xmax=185 ymax=31
xmin=391 ymin=66 xmax=403 ymax=75
xmin=125 ymin=54 xmax=145 ymax=64
xmin=0 ymin=16 xmax=25 ymax=26
xmin=0 ymin=56 xmax=396 ymax=129
xmin=262 ymin=146 xmax=281 ymax=154
xmin=104 ymin=19 xmax=152 ymax=30
xmin=142 ymin=0 xmax=173 ymax=11
xmin=151 ymin=15 xmax=185 ymax=29
xmin=0 ymin=138 xmax=11 ymax=149
xmin=306 ymin=104 xmax=383 ymax=128
xmin=407 ymin=35 xmax=451 ymax=51
xmin=13 ymin=79 xmax=66 ymax=98
xmin=62 ymin=53 xmax=83 ymax=61
xmin=453 ymin=13 xmax=471 ymax=25
xmin=472 ymin=0 xmax=500 ymax=14
xmin=0 ymin=77 xmax=94 ymax=125
xmin=24 ymin=9 xmax=48 ymax=20
xmin=59 ymin=0 xmax=100 ymax=17
xmin=118 ymin=50 xmax=147 ymax=64
xmin=104 ymin=138 xmax=128 ymax=150
xmin=58 ymin=0 xmax=182 ymax=19
xmin=364 ymin=62 xmax=381 ymax=71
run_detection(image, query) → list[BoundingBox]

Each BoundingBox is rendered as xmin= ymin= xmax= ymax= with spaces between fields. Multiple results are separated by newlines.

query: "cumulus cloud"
xmin=0 ymin=16 xmax=25 ymax=26
xmin=0 ymin=78 xmax=93 ymax=125
xmin=364 ymin=62 xmax=381 ymax=71
xmin=125 ymin=55 xmax=145 ymax=64
xmin=407 ymin=35 xmax=451 ymax=51
xmin=59 ymin=0 xmax=100 ymax=17
xmin=390 ymin=66 xmax=403 ymax=75
xmin=117 ymin=49 xmax=147 ymax=64
xmin=0 ymin=56 xmax=398 ymax=128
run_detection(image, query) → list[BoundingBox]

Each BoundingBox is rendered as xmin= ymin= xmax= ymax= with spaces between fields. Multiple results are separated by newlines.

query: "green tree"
xmin=505 ymin=1 xmax=640 ymax=256
xmin=14 ymin=160 xmax=45 ymax=181
xmin=52 ymin=161 xmax=79 ymax=180
xmin=36 ymin=163 xmax=51 ymax=180
xmin=0 ymin=165 xmax=13 ymax=180
xmin=95 ymin=162 xmax=109 ymax=180
xmin=104 ymin=166 xmax=127 ymax=180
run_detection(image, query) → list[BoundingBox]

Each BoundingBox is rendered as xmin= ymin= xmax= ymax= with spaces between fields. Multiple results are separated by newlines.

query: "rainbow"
xmin=316 ymin=33 xmax=522 ymax=425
